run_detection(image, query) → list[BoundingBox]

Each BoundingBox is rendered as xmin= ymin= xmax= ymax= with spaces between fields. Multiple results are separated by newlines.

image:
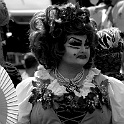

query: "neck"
xmin=26 ymin=68 xmax=35 ymax=77
xmin=57 ymin=61 xmax=84 ymax=79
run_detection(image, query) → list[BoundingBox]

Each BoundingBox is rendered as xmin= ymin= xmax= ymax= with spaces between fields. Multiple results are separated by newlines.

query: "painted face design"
xmin=62 ymin=35 xmax=90 ymax=65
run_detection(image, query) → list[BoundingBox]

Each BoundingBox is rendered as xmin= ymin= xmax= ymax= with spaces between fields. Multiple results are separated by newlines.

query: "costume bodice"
xmin=16 ymin=67 xmax=124 ymax=124
xmin=30 ymin=103 xmax=112 ymax=124
xmin=29 ymin=68 xmax=112 ymax=124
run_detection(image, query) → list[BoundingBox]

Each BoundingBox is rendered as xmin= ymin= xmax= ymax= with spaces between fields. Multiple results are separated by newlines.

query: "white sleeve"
xmin=16 ymin=77 xmax=34 ymax=124
xmin=108 ymin=77 xmax=124 ymax=124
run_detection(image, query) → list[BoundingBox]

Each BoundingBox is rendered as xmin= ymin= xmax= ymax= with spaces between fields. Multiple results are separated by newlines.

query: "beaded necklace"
xmin=54 ymin=68 xmax=84 ymax=85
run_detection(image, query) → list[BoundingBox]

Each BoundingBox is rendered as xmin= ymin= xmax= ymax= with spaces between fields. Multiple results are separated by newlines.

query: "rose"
xmin=34 ymin=69 xmax=51 ymax=80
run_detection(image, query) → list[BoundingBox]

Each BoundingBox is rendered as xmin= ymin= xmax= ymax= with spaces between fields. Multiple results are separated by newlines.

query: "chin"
xmin=65 ymin=59 xmax=88 ymax=66
xmin=77 ymin=60 xmax=88 ymax=65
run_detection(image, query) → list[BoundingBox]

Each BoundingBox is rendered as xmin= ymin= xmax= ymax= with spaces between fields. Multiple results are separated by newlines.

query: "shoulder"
xmin=96 ymin=73 xmax=108 ymax=82
xmin=91 ymin=68 xmax=109 ymax=86
xmin=16 ymin=77 xmax=35 ymax=89
xmin=93 ymin=67 xmax=124 ymax=89
xmin=21 ymin=71 xmax=29 ymax=80
xmin=16 ymin=77 xmax=35 ymax=123
xmin=87 ymin=68 xmax=109 ymax=86
xmin=96 ymin=71 xmax=124 ymax=88
xmin=107 ymin=76 xmax=123 ymax=86
xmin=16 ymin=77 xmax=36 ymax=102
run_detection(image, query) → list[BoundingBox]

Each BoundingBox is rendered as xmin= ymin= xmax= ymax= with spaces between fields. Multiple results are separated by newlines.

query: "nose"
xmin=79 ymin=46 xmax=86 ymax=53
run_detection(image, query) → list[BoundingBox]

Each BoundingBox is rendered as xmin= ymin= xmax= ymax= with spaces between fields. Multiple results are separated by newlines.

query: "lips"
xmin=77 ymin=55 xmax=87 ymax=59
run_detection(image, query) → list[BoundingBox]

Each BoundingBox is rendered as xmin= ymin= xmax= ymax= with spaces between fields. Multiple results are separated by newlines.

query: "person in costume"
xmin=0 ymin=1 xmax=19 ymax=123
xmin=95 ymin=27 xmax=124 ymax=81
xmin=16 ymin=3 xmax=124 ymax=124
xmin=0 ymin=16 xmax=19 ymax=124
xmin=0 ymin=0 xmax=22 ymax=88
xmin=88 ymin=1 xmax=113 ymax=30
xmin=0 ymin=0 xmax=9 ymax=66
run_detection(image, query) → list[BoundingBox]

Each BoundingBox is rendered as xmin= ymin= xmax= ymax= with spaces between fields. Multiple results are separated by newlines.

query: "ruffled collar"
xmin=33 ymin=68 xmax=101 ymax=97
xmin=34 ymin=67 xmax=101 ymax=84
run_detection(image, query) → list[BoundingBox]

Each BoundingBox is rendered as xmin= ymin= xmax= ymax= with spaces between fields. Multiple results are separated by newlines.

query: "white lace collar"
xmin=34 ymin=68 xmax=101 ymax=98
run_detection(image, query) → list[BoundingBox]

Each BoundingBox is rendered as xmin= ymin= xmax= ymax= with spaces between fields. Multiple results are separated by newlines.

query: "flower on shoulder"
xmin=47 ymin=79 xmax=68 ymax=96
xmin=34 ymin=68 xmax=53 ymax=81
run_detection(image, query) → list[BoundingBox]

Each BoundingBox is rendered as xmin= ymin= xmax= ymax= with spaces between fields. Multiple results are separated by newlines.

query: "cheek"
xmin=65 ymin=45 xmax=80 ymax=57
xmin=67 ymin=48 xmax=79 ymax=57
xmin=87 ymin=49 xmax=90 ymax=56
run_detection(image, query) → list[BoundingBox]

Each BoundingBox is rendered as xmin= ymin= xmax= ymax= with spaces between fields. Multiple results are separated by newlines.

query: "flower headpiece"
xmin=30 ymin=3 xmax=97 ymax=38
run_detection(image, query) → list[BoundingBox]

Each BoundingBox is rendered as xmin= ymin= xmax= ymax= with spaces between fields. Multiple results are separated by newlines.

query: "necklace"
xmin=54 ymin=68 xmax=84 ymax=85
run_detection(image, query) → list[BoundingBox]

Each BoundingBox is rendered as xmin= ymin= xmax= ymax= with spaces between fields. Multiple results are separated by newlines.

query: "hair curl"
xmin=29 ymin=3 xmax=98 ymax=70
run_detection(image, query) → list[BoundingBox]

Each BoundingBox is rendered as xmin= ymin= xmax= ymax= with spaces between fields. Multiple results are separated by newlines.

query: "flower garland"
xmin=29 ymin=68 xmax=111 ymax=114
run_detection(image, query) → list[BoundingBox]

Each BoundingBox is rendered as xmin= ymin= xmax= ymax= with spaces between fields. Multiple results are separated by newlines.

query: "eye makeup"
xmin=68 ymin=37 xmax=82 ymax=47
xmin=84 ymin=38 xmax=90 ymax=48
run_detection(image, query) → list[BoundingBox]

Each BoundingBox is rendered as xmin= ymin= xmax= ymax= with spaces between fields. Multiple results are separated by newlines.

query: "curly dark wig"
xmin=29 ymin=3 xmax=98 ymax=70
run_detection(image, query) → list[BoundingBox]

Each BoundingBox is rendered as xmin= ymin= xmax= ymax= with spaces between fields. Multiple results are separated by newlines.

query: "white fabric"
xmin=108 ymin=76 xmax=124 ymax=124
xmin=21 ymin=71 xmax=29 ymax=80
xmin=16 ymin=77 xmax=35 ymax=124
xmin=88 ymin=6 xmax=103 ymax=27
xmin=88 ymin=5 xmax=112 ymax=30
xmin=100 ymin=7 xmax=113 ymax=29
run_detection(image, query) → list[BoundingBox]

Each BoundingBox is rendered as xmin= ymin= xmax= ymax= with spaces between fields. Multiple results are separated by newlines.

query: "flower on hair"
xmin=45 ymin=3 xmax=93 ymax=38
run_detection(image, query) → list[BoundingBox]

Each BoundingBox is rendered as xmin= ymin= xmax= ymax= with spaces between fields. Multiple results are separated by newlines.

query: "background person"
xmin=112 ymin=0 xmax=124 ymax=32
xmin=1 ymin=40 xmax=22 ymax=87
xmin=0 ymin=1 xmax=19 ymax=123
xmin=0 ymin=0 xmax=22 ymax=88
xmin=94 ymin=27 xmax=124 ymax=81
xmin=0 ymin=0 xmax=9 ymax=66
xmin=21 ymin=52 xmax=39 ymax=80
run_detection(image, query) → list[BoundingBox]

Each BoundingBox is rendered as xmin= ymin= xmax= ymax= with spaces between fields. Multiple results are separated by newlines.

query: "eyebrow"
xmin=68 ymin=37 xmax=82 ymax=43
